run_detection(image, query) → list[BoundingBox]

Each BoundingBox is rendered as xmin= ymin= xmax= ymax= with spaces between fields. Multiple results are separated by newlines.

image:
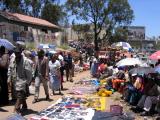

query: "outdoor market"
xmin=0 ymin=38 xmax=160 ymax=120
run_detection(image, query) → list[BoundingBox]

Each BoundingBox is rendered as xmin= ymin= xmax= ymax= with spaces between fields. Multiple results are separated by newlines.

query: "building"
xmin=126 ymin=26 xmax=156 ymax=53
xmin=0 ymin=11 xmax=61 ymax=47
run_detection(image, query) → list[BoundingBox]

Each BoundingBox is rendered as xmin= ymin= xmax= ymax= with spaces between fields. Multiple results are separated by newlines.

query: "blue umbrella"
xmin=129 ymin=67 xmax=154 ymax=75
xmin=0 ymin=39 xmax=15 ymax=50
xmin=154 ymin=65 xmax=160 ymax=74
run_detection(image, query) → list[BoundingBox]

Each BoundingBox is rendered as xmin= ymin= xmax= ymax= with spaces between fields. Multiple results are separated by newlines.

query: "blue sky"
xmin=60 ymin=0 xmax=160 ymax=37
xmin=129 ymin=0 xmax=160 ymax=37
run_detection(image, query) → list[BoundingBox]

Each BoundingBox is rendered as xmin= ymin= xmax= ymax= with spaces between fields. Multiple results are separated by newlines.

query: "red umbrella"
xmin=149 ymin=51 xmax=160 ymax=60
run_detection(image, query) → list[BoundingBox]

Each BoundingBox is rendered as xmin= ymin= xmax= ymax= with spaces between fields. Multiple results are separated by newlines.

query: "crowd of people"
xmin=90 ymin=54 xmax=160 ymax=117
xmin=1 ymin=41 xmax=160 ymax=118
xmin=0 ymin=45 xmax=76 ymax=114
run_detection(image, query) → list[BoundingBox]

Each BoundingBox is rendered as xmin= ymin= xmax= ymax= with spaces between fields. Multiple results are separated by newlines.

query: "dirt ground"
xmin=0 ymin=71 xmax=158 ymax=120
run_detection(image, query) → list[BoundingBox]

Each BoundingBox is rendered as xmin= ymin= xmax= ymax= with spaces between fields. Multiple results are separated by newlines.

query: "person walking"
xmin=64 ymin=52 xmax=73 ymax=82
xmin=49 ymin=54 xmax=62 ymax=95
xmin=58 ymin=52 xmax=64 ymax=90
xmin=32 ymin=50 xmax=50 ymax=103
xmin=7 ymin=47 xmax=32 ymax=114
xmin=0 ymin=46 xmax=9 ymax=105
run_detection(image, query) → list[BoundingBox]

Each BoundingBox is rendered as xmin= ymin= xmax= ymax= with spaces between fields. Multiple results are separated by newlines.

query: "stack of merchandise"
xmin=30 ymin=96 xmax=95 ymax=120
xmin=69 ymin=79 xmax=99 ymax=95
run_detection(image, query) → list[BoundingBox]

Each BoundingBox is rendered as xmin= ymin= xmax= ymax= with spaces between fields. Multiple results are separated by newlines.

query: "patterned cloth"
xmin=49 ymin=60 xmax=61 ymax=91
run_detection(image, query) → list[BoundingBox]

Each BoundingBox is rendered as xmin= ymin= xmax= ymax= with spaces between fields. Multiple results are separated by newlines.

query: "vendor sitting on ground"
xmin=99 ymin=66 xmax=113 ymax=80
xmin=123 ymin=74 xmax=144 ymax=106
xmin=111 ymin=67 xmax=125 ymax=91
xmin=131 ymin=76 xmax=160 ymax=116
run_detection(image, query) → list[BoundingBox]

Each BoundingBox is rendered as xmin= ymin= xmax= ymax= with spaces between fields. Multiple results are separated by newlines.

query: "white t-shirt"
xmin=49 ymin=60 xmax=61 ymax=76
xmin=58 ymin=55 xmax=64 ymax=61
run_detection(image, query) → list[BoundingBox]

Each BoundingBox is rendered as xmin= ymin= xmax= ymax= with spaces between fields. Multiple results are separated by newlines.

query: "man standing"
xmin=32 ymin=50 xmax=49 ymax=103
xmin=8 ymin=47 xmax=32 ymax=113
xmin=64 ymin=52 xmax=73 ymax=82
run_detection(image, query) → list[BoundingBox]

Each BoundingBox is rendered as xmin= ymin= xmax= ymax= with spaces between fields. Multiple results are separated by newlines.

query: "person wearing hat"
xmin=7 ymin=47 xmax=32 ymax=114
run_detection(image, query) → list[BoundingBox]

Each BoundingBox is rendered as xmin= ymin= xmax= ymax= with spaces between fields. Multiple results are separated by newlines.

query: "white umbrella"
xmin=38 ymin=44 xmax=49 ymax=49
xmin=112 ymin=42 xmax=132 ymax=51
xmin=16 ymin=41 xmax=25 ymax=46
xmin=49 ymin=50 xmax=57 ymax=54
xmin=116 ymin=58 xmax=143 ymax=67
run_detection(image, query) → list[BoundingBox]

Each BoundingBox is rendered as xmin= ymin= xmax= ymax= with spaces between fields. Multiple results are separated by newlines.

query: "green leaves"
xmin=41 ymin=2 xmax=65 ymax=25
xmin=0 ymin=0 xmax=66 ymax=25
xmin=66 ymin=0 xmax=134 ymax=48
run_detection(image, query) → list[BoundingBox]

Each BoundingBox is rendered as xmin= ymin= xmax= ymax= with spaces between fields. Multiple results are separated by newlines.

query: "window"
xmin=24 ymin=26 xmax=28 ymax=31
xmin=41 ymin=29 xmax=48 ymax=33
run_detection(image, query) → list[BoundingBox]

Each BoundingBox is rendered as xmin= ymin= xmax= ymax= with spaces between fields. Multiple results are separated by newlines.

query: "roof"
xmin=0 ymin=11 xmax=60 ymax=29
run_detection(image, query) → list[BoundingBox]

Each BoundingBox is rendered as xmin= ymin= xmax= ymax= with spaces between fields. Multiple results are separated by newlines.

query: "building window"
xmin=24 ymin=26 xmax=28 ymax=31
xmin=41 ymin=29 xmax=48 ymax=33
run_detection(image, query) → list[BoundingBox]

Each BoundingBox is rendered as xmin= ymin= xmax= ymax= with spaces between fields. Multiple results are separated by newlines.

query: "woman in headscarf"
xmin=49 ymin=54 xmax=62 ymax=95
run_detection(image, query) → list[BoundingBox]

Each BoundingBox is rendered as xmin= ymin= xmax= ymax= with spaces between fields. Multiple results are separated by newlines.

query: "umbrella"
xmin=129 ymin=67 xmax=154 ymax=75
xmin=116 ymin=58 xmax=144 ymax=67
xmin=154 ymin=65 xmax=160 ymax=74
xmin=38 ymin=44 xmax=49 ymax=49
xmin=16 ymin=41 xmax=25 ymax=46
xmin=149 ymin=51 xmax=160 ymax=60
xmin=112 ymin=42 xmax=132 ymax=51
xmin=49 ymin=50 xmax=57 ymax=54
xmin=0 ymin=39 xmax=15 ymax=50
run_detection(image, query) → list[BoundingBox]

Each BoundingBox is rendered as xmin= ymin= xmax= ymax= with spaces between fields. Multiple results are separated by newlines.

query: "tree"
xmin=72 ymin=24 xmax=91 ymax=42
xmin=0 ymin=0 xmax=66 ymax=25
xmin=3 ymin=0 xmax=21 ymax=13
xmin=41 ymin=2 xmax=66 ymax=25
xmin=110 ymin=27 xmax=129 ymax=44
xmin=66 ymin=0 xmax=134 ymax=51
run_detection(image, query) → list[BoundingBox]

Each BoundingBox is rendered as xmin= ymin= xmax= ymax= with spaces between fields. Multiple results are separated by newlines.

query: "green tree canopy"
xmin=0 ymin=0 xmax=66 ymax=25
xmin=41 ymin=2 xmax=66 ymax=25
xmin=66 ymin=0 xmax=134 ymax=51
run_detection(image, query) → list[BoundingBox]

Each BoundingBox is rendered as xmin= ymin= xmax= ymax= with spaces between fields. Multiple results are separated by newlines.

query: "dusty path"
xmin=0 ymin=71 xmax=91 ymax=120
xmin=0 ymin=70 xmax=156 ymax=120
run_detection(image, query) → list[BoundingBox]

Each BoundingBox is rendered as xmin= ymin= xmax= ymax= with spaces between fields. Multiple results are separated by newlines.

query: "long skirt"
xmin=50 ymin=75 xmax=61 ymax=91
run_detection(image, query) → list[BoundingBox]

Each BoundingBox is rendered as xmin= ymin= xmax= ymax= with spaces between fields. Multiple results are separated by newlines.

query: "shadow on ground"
xmin=62 ymin=88 xmax=68 ymax=91
xmin=22 ymin=109 xmax=38 ymax=116
xmin=38 ymin=98 xmax=53 ymax=102
xmin=0 ymin=108 xmax=8 ymax=112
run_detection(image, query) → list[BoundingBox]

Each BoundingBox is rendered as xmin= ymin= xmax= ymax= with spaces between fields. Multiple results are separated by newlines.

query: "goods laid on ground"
xmin=97 ymin=88 xmax=112 ymax=97
xmin=30 ymin=96 xmax=134 ymax=120
xmin=30 ymin=96 xmax=95 ymax=120
xmin=7 ymin=114 xmax=26 ymax=120
xmin=29 ymin=76 xmax=135 ymax=120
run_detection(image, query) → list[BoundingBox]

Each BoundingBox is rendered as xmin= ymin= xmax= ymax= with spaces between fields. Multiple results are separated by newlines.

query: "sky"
xmin=60 ymin=0 xmax=160 ymax=37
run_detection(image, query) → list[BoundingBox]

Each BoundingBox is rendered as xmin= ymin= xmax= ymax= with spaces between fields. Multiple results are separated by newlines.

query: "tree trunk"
xmin=94 ymin=23 xmax=99 ymax=58
xmin=94 ymin=23 xmax=99 ymax=51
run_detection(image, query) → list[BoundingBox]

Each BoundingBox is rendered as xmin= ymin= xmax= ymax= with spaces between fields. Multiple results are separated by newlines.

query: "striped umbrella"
xmin=0 ymin=39 xmax=15 ymax=50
